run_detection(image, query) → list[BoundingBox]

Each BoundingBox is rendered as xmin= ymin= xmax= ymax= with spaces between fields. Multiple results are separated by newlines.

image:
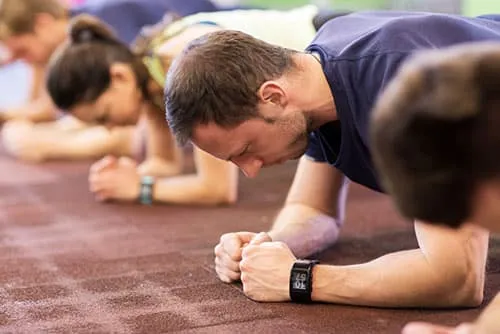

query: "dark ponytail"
xmin=47 ymin=14 xmax=151 ymax=111
xmin=69 ymin=14 xmax=121 ymax=45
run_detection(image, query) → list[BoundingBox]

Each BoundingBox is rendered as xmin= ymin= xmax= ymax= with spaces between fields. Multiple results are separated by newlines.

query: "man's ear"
xmin=109 ymin=63 xmax=136 ymax=86
xmin=258 ymin=81 xmax=288 ymax=108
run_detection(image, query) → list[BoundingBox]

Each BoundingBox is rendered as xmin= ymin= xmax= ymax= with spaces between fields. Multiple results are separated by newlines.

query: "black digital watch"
xmin=289 ymin=259 xmax=319 ymax=303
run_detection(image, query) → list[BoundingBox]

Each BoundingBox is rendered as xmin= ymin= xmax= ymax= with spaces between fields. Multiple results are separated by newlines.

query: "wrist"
xmin=311 ymin=264 xmax=325 ymax=302
xmin=289 ymin=259 xmax=319 ymax=303
xmin=139 ymin=175 xmax=155 ymax=205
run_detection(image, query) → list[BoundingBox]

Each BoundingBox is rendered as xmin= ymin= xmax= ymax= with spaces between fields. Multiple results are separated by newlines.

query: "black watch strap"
xmin=289 ymin=259 xmax=319 ymax=303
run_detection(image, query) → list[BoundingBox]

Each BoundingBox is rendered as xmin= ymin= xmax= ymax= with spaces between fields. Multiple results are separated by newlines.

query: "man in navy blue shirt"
xmin=165 ymin=12 xmax=500 ymax=308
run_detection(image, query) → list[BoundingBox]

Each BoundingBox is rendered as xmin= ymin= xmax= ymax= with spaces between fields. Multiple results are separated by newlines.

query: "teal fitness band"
xmin=139 ymin=176 xmax=155 ymax=205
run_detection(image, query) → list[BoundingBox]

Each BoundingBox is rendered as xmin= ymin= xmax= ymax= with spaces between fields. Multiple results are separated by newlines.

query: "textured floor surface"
xmin=0 ymin=62 xmax=499 ymax=333
xmin=0 ymin=141 xmax=498 ymax=334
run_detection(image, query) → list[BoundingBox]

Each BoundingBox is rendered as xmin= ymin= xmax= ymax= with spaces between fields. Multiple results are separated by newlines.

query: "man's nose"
xmin=233 ymin=157 xmax=263 ymax=178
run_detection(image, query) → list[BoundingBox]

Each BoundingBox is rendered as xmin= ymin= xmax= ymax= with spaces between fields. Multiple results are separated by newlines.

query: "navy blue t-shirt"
xmin=70 ymin=0 xmax=218 ymax=44
xmin=305 ymin=11 xmax=500 ymax=192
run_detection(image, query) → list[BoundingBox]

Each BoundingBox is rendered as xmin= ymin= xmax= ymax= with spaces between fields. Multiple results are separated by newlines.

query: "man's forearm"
xmin=268 ymin=203 xmax=342 ymax=258
xmin=311 ymin=247 xmax=483 ymax=308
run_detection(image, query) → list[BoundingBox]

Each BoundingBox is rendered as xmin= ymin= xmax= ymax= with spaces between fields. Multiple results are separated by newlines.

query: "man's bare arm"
xmin=268 ymin=157 xmax=488 ymax=308
xmin=268 ymin=157 xmax=348 ymax=258
xmin=310 ymin=221 xmax=488 ymax=308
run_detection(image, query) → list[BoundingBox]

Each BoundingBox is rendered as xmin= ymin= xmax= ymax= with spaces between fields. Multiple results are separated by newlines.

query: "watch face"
xmin=292 ymin=271 xmax=308 ymax=290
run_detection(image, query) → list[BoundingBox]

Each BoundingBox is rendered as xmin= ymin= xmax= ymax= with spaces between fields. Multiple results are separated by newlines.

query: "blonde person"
xmin=45 ymin=6 xmax=346 ymax=205
xmin=0 ymin=0 xmax=217 ymax=161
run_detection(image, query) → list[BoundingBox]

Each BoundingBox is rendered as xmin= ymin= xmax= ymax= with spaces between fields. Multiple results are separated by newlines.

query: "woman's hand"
xmin=89 ymin=156 xmax=141 ymax=202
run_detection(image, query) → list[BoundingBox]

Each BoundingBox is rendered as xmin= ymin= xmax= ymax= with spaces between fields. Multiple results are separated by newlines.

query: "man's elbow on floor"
xmin=436 ymin=260 xmax=485 ymax=308
xmin=453 ymin=270 xmax=484 ymax=308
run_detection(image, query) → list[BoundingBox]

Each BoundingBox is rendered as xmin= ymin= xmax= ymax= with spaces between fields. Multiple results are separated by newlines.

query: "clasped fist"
xmin=214 ymin=231 xmax=296 ymax=302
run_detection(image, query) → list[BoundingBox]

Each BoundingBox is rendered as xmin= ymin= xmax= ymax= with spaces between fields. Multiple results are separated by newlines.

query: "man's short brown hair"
xmin=370 ymin=42 xmax=500 ymax=227
xmin=164 ymin=30 xmax=297 ymax=146
xmin=0 ymin=0 xmax=66 ymax=40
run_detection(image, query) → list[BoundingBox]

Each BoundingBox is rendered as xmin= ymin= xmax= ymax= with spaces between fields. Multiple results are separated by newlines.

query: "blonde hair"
xmin=0 ymin=0 xmax=66 ymax=40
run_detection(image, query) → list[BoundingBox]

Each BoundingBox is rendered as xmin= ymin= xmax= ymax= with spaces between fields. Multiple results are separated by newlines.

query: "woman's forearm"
xmin=152 ymin=172 xmax=238 ymax=206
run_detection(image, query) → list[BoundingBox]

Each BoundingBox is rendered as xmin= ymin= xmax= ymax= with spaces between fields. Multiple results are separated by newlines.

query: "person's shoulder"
xmin=373 ymin=12 xmax=475 ymax=40
xmin=305 ymin=11 xmax=413 ymax=59
xmin=307 ymin=11 xmax=475 ymax=60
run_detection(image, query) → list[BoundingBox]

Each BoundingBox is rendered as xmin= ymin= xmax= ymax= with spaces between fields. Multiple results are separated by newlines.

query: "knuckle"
xmin=220 ymin=233 xmax=234 ymax=244
xmin=215 ymin=266 xmax=225 ymax=280
xmin=229 ymin=271 xmax=240 ymax=281
xmin=239 ymin=259 xmax=249 ymax=272
xmin=230 ymin=259 xmax=241 ymax=272
xmin=214 ymin=244 xmax=222 ymax=256
xmin=241 ymin=245 xmax=253 ymax=258
xmin=240 ymin=272 xmax=249 ymax=284
xmin=229 ymin=251 xmax=241 ymax=262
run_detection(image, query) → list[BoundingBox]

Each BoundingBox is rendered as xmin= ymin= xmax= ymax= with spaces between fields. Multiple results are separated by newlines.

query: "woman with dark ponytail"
xmin=44 ymin=5 xmax=331 ymax=206
xmin=0 ymin=0 xmax=217 ymax=162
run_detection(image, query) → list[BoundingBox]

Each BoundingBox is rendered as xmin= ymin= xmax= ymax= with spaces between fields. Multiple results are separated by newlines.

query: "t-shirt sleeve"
xmin=304 ymin=131 xmax=327 ymax=162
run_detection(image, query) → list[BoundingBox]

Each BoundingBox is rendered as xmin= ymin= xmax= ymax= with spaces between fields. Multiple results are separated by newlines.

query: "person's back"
xmin=179 ymin=5 xmax=319 ymax=52
xmin=138 ymin=5 xmax=321 ymax=88
xmin=305 ymin=11 xmax=500 ymax=192
xmin=71 ymin=0 xmax=218 ymax=44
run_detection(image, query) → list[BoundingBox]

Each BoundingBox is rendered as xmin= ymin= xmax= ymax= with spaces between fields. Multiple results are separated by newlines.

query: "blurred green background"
xmin=240 ymin=0 xmax=499 ymax=15
xmin=463 ymin=0 xmax=500 ymax=16
xmin=243 ymin=0 xmax=388 ymax=11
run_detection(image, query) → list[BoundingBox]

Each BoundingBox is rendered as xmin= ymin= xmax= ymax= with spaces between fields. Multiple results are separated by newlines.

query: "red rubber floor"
xmin=0 ymin=146 xmax=498 ymax=333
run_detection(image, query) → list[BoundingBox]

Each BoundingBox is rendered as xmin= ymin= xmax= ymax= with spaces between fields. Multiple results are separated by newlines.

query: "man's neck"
xmin=292 ymin=52 xmax=338 ymax=130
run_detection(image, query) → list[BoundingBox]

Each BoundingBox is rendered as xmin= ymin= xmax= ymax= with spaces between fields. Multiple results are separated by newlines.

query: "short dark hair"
xmin=164 ymin=30 xmax=297 ymax=146
xmin=46 ymin=14 xmax=150 ymax=111
xmin=370 ymin=42 xmax=500 ymax=227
